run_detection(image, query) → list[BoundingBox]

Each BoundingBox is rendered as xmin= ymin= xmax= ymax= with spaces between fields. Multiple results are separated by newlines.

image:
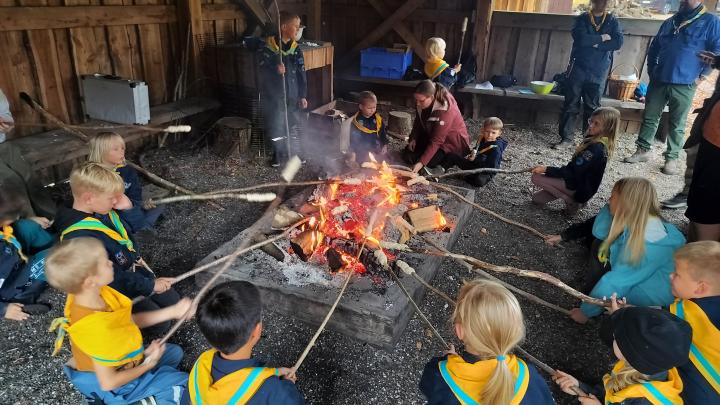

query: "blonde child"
xmin=88 ymin=132 xmax=163 ymax=233
xmin=667 ymin=241 xmax=720 ymax=403
xmin=554 ymin=307 xmax=690 ymax=404
xmin=180 ymin=281 xmax=302 ymax=404
xmin=531 ymin=107 xmax=620 ymax=213
xmin=54 ymin=163 xmax=177 ymax=317
xmin=569 ymin=177 xmax=685 ymax=324
xmin=419 ymin=280 xmax=554 ymax=404
xmin=46 ymin=237 xmax=190 ymax=404
xmin=348 ymin=91 xmax=388 ymax=163
xmin=442 ymin=117 xmax=508 ymax=187
xmin=424 ymin=37 xmax=462 ymax=89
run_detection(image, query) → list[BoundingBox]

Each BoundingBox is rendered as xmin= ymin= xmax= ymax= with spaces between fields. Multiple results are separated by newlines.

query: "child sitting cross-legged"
xmin=531 ymin=107 xmax=620 ymax=214
xmin=348 ymin=91 xmax=388 ymax=164
xmin=181 ymin=280 xmax=304 ymax=405
xmin=88 ymin=132 xmax=164 ymax=233
xmin=667 ymin=241 xmax=720 ymax=403
xmin=569 ymin=177 xmax=685 ymax=324
xmin=424 ymin=37 xmax=461 ymax=90
xmin=0 ymin=183 xmax=55 ymax=321
xmin=419 ymin=279 xmax=554 ymax=405
xmin=554 ymin=306 xmax=691 ymax=405
xmin=441 ymin=117 xmax=508 ymax=187
xmin=54 ymin=163 xmax=179 ymax=331
xmin=46 ymin=237 xmax=191 ymax=404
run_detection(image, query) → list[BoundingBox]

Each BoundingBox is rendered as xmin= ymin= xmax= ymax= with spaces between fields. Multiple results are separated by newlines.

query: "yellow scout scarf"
xmin=589 ymin=12 xmax=608 ymax=32
xmin=1 ymin=225 xmax=27 ymax=262
xmin=49 ymin=286 xmax=144 ymax=368
xmin=425 ymin=58 xmax=450 ymax=80
xmin=61 ymin=210 xmax=135 ymax=252
xmin=603 ymin=360 xmax=683 ymax=405
xmin=352 ymin=112 xmax=382 ymax=135
xmin=673 ymin=6 xmax=706 ymax=34
xmin=188 ymin=349 xmax=279 ymax=405
xmin=671 ymin=299 xmax=720 ymax=395
xmin=266 ymin=36 xmax=298 ymax=56
xmin=438 ymin=354 xmax=530 ymax=405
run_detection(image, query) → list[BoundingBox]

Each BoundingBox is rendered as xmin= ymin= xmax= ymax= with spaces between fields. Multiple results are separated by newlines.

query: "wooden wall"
xmin=484 ymin=12 xmax=663 ymax=85
xmin=0 ymin=0 xmax=245 ymax=138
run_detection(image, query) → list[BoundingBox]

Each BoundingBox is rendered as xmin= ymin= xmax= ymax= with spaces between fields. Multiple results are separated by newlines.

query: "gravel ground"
xmin=0 ymin=112 xmax=697 ymax=404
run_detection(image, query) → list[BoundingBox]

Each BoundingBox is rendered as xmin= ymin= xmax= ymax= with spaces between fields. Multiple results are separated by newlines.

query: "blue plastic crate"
xmin=360 ymin=47 xmax=413 ymax=80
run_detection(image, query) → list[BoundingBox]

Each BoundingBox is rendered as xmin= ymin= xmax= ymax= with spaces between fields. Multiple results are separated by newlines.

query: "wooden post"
xmin=177 ymin=0 xmax=203 ymax=78
xmin=706 ymin=0 xmax=719 ymax=12
xmin=474 ymin=0 xmax=494 ymax=82
xmin=309 ymin=0 xmax=322 ymax=40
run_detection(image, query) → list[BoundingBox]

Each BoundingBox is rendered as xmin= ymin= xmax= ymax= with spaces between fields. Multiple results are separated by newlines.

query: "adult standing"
xmin=403 ymin=80 xmax=471 ymax=174
xmin=556 ymin=0 xmax=623 ymax=149
xmin=686 ymin=51 xmax=720 ymax=242
xmin=624 ymin=0 xmax=720 ymax=175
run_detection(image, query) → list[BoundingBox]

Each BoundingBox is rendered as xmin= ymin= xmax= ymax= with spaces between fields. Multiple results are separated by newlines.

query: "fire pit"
xmin=196 ymin=161 xmax=474 ymax=348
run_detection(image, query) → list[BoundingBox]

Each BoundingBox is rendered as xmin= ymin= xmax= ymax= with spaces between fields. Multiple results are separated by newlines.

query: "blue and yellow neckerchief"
xmin=352 ymin=112 xmax=382 ymax=136
xmin=438 ymin=354 xmax=530 ymax=405
xmin=1 ymin=225 xmax=27 ymax=262
xmin=603 ymin=360 xmax=683 ymax=405
xmin=49 ymin=286 xmax=144 ymax=368
xmin=673 ymin=6 xmax=706 ymax=34
xmin=266 ymin=36 xmax=298 ymax=56
xmin=189 ymin=349 xmax=279 ymax=405
xmin=60 ymin=210 xmax=135 ymax=252
xmin=588 ymin=11 xmax=608 ymax=32
xmin=670 ymin=299 xmax=720 ymax=395
xmin=425 ymin=57 xmax=450 ymax=80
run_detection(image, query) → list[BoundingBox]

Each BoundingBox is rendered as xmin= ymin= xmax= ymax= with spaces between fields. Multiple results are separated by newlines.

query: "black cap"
xmin=606 ymin=307 xmax=692 ymax=375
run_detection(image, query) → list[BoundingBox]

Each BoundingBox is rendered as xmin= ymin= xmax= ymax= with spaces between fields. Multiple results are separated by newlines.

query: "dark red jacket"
xmin=410 ymin=92 xmax=471 ymax=166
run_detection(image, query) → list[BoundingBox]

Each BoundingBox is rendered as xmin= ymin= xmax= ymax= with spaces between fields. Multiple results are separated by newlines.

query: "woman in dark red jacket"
xmin=403 ymin=80 xmax=471 ymax=173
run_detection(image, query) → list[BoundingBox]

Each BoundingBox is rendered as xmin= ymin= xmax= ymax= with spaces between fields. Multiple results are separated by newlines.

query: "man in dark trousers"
xmin=556 ymin=0 xmax=623 ymax=149
xmin=624 ymin=0 xmax=720 ymax=175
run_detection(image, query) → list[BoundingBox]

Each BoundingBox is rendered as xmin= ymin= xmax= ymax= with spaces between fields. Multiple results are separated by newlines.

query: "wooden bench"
xmin=459 ymin=85 xmax=668 ymax=135
xmin=9 ymin=97 xmax=220 ymax=183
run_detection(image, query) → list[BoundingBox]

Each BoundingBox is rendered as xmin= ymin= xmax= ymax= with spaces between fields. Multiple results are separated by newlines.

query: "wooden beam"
xmin=308 ymin=0 xmax=322 ymax=40
xmin=0 ymin=5 xmax=175 ymax=31
xmin=238 ymin=0 xmax=270 ymax=26
xmin=343 ymin=0 xmax=425 ymax=63
xmin=366 ymin=0 xmax=428 ymax=62
xmin=475 ymin=0 xmax=494 ymax=82
xmin=202 ymin=3 xmax=245 ymax=21
xmin=177 ymin=0 xmax=203 ymax=83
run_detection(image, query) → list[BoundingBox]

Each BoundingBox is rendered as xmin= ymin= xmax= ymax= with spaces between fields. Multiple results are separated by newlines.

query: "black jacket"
xmin=257 ymin=37 xmax=307 ymax=102
xmin=570 ymin=12 xmax=624 ymax=83
xmin=55 ymin=207 xmax=154 ymax=298
xmin=546 ymin=141 xmax=608 ymax=204
xmin=685 ymin=78 xmax=720 ymax=149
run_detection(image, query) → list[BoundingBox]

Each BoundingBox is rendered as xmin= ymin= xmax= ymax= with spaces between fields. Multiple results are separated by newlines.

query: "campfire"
xmin=283 ymin=154 xmax=449 ymax=279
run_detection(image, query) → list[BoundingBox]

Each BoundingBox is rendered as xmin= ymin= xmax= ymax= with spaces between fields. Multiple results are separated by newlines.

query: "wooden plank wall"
xmin=485 ymin=12 xmax=663 ymax=85
xmin=0 ymin=1 xmax=245 ymax=139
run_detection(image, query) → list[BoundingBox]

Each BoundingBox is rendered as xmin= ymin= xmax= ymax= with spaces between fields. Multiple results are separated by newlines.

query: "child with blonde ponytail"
xmin=554 ymin=307 xmax=691 ymax=405
xmin=569 ymin=177 xmax=685 ymax=324
xmin=419 ymin=280 xmax=554 ymax=405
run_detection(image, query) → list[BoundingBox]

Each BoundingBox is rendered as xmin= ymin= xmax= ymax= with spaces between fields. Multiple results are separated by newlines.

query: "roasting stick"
xmin=514 ymin=346 xmax=589 ymax=398
xmin=18 ymin=92 xmax=222 ymax=209
xmin=431 ymin=167 xmax=533 ymax=180
xmin=419 ymin=235 xmax=571 ymax=316
xmin=12 ymin=121 xmax=192 ymax=134
xmin=291 ymin=211 xmax=380 ymax=374
xmin=457 ymin=17 xmax=469 ymax=66
xmin=272 ymin=0 xmax=293 ymax=160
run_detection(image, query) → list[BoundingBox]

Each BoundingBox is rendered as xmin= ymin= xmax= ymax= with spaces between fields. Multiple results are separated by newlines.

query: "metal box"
xmin=80 ymin=74 xmax=150 ymax=125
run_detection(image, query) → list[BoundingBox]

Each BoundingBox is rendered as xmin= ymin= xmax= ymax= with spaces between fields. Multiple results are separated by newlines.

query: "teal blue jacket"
xmin=580 ymin=205 xmax=685 ymax=317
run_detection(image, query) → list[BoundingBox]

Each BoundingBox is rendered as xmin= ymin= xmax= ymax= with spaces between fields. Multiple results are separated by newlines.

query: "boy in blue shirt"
xmin=348 ymin=91 xmax=388 ymax=163
xmin=441 ymin=117 xmax=508 ymax=187
xmin=181 ymin=281 xmax=303 ymax=405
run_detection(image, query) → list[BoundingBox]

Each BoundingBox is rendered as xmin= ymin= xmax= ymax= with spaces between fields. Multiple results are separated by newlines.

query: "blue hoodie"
xmin=580 ymin=205 xmax=685 ymax=318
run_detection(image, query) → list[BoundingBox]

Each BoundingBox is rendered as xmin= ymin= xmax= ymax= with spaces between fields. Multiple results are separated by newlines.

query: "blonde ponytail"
xmin=605 ymin=363 xmax=649 ymax=393
xmin=453 ymin=280 xmax=525 ymax=405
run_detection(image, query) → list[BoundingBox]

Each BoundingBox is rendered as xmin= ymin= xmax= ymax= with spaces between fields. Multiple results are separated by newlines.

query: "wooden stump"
xmin=212 ymin=117 xmax=252 ymax=158
xmin=387 ymin=111 xmax=412 ymax=140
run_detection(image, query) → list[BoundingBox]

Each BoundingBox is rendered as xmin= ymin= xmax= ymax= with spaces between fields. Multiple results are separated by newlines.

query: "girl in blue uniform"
xmin=420 ymin=279 xmax=555 ymax=405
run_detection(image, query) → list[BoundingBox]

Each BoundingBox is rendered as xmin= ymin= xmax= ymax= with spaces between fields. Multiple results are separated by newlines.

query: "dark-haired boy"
xmin=348 ymin=91 xmax=388 ymax=163
xmin=181 ymin=281 xmax=304 ymax=405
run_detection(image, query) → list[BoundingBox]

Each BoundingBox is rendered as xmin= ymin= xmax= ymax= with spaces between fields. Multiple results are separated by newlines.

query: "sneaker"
xmin=661 ymin=159 xmax=681 ymax=175
xmin=623 ymin=148 xmax=651 ymax=163
xmin=552 ymin=140 xmax=574 ymax=150
xmin=661 ymin=192 xmax=688 ymax=209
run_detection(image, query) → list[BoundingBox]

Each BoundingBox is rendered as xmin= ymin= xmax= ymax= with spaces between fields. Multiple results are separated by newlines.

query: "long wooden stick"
xmin=421 ymin=248 xmax=606 ymax=307
xmin=431 ymin=167 xmax=532 ymax=180
xmin=457 ymin=17 xmax=468 ymax=66
xmin=206 ymin=180 xmax=335 ymax=195
xmin=151 ymin=192 xmax=276 ymax=205
xmin=419 ymin=235 xmax=571 ymax=316
xmin=514 ymin=346 xmax=588 ymax=397
xmin=429 ymin=183 xmax=549 ymax=240
xmin=409 ymin=272 xmax=456 ymax=307
xmin=12 ymin=121 xmax=190 ymax=134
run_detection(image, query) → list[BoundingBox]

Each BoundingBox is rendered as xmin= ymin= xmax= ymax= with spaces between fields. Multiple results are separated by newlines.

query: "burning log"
xmin=272 ymin=206 xmax=304 ymax=229
xmin=250 ymin=233 xmax=286 ymax=262
xmin=407 ymin=205 xmax=449 ymax=233
xmin=290 ymin=229 xmax=324 ymax=261
xmin=326 ymin=248 xmax=345 ymax=272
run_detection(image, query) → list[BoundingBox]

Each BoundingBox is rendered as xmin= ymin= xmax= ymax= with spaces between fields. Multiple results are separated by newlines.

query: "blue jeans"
xmin=118 ymin=205 xmax=164 ymax=233
xmin=65 ymin=343 xmax=188 ymax=405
